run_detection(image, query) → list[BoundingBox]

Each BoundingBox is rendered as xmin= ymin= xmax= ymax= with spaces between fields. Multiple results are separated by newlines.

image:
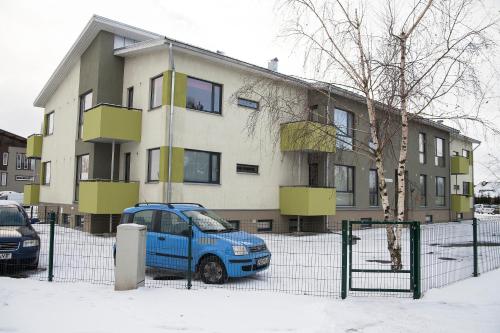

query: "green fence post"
xmin=413 ymin=222 xmax=421 ymax=299
xmin=48 ymin=211 xmax=56 ymax=282
xmin=187 ymin=217 xmax=193 ymax=290
xmin=472 ymin=218 xmax=479 ymax=277
xmin=341 ymin=220 xmax=348 ymax=299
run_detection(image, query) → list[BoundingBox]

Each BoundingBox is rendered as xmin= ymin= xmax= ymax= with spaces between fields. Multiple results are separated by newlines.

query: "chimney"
xmin=268 ymin=57 xmax=279 ymax=72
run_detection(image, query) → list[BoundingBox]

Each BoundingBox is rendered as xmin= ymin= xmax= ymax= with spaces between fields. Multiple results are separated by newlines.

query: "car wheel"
xmin=199 ymin=256 xmax=228 ymax=284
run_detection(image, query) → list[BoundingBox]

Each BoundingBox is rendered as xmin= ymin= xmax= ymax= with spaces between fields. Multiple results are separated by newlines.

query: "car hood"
xmin=0 ymin=225 xmax=37 ymax=238
xmin=208 ymin=231 xmax=265 ymax=246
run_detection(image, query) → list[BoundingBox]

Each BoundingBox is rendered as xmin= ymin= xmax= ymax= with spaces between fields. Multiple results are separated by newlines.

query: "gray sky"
xmin=1 ymin=0 xmax=499 ymax=181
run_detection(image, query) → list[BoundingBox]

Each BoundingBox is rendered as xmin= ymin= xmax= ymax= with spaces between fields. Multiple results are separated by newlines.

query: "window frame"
xmin=435 ymin=176 xmax=446 ymax=206
xmin=419 ymin=174 xmax=427 ymax=207
xmin=147 ymin=148 xmax=160 ymax=183
xmin=78 ymin=90 xmax=93 ymax=139
xmin=236 ymin=163 xmax=259 ymax=175
xmin=0 ymin=172 xmax=6 ymax=186
xmin=16 ymin=153 xmax=22 ymax=170
xmin=334 ymin=164 xmax=355 ymax=206
xmin=127 ymin=86 xmax=134 ymax=109
xmin=434 ymin=137 xmax=445 ymax=167
xmin=45 ymin=111 xmax=55 ymax=136
xmin=237 ymin=97 xmax=259 ymax=110
xmin=149 ymin=74 xmax=163 ymax=110
xmin=257 ymin=219 xmax=273 ymax=232
xmin=75 ymin=154 xmax=90 ymax=201
xmin=2 ymin=152 xmax=7 ymax=166
xmin=186 ymin=76 xmax=223 ymax=115
xmin=333 ymin=108 xmax=354 ymax=150
xmin=15 ymin=175 xmax=34 ymax=181
xmin=463 ymin=181 xmax=471 ymax=196
xmin=183 ymin=149 xmax=221 ymax=184
xmin=42 ymin=161 xmax=51 ymax=185
xmin=368 ymin=169 xmax=379 ymax=206
xmin=418 ymin=132 xmax=426 ymax=164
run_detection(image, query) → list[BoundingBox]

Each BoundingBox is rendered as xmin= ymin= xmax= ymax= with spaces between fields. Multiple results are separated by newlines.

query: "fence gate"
xmin=341 ymin=220 xmax=421 ymax=299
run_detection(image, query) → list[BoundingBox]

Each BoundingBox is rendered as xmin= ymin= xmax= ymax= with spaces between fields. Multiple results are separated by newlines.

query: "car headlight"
xmin=23 ymin=239 xmax=39 ymax=247
xmin=232 ymin=245 xmax=248 ymax=256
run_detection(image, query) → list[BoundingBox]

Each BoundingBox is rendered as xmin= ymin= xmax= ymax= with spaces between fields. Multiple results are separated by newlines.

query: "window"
xmin=360 ymin=217 xmax=372 ymax=229
xmin=334 ymin=165 xmax=355 ymax=206
xmin=435 ymin=137 xmax=445 ymax=167
xmin=369 ymin=169 xmax=379 ymax=206
xmin=75 ymin=154 xmax=89 ymax=201
xmin=333 ymin=109 xmax=354 ymax=150
xmin=435 ymin=176 xmax=445 ymax=206
xmin=23 ymin=155 xmax=29 ymax=170
xmin=2 ymin=152 xmax=8 ymax=166
xmin=42 ymin=161 xmax=51 ymax=185
xmin=425 ymin=215 xmax=433 ymax=223
xmin=15 ymin=175 xmax=34 ymax=181
xmin=75 ymin=215 xmax=84 ymax=230
xmin=309 ymin=163 xmax=319 ymax=187
xmin=184 ymin=150 xmax=220 ymax=184
xmin=78 ymin=91 xmax=93 ymax=139
xmin=463 ymin=181 xmax=471 ymax=196
xmin=0 ymin=172 xmax=6 ymax=186
xmin=227 ymin=220 xmax=240 ymax=230
xmin=62 ymin=214 xmax=70 ymax=226
xmin=16 ymin=153 xmax=22 ymax=170
xmin=132 ymin=210 xmax=155 ymax=231
xmin=419 ymin=175 xmax=427 ymax=207
xmin=462 ymin=149 xmax=470 ymax=159
xmin=127 ymin=87 xmax=134 ymax=108
xmin=45 ymin=112 xmax=54 ymax=135
xmin=237 ymin=97 xmax=259 ymax=110
xmin=150 ymin=75 xmax=163 ymax=109
xmin=236 ymin=163 xmax=259 ymax=174
xmin=418 ymin=133 xmax=426 ymax=164
xmin=257 ymin=219 xmax=272 ymax=232
xmin=147 ymin=148 xmax=160 ymax=182
xmin=124 ymin=153 xmax=131 ymax=182
xmin=158 ymin=211 xmax=188 ymax=235
xmin=186 ymin=77 xmax=222 ymax=114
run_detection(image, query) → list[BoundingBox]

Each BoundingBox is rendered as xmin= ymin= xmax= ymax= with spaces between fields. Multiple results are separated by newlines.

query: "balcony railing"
xmin=451 ymin=156 xmax=469 ymax=175
xmin=23 ymin=184 xmax=40 ymax=205
xmin=78 ymin=180 xmax=139 ymax=214
xmin=280 ymin=121 xmax=336 ymax=153
xmin=26 ymin=134 xmax=43 ymax=159
xmin=451 ymin=194 xmax=471 ymax=213
xmin=279 ymin=186 xmax=336 ymax=216
xmin=82 ymin=103 xmax=142 ymax=143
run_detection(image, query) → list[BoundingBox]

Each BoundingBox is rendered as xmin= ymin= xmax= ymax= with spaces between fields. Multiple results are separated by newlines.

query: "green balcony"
xmin=280 ymin=186 xmax=336 ymax=216
xmin=79 ymin=180 xmax=139 ymax=214
xmin=82 ymin=104 xmax=142 ymax=143
xmin=451 ymin=194 xmax=471 ymax=213
xmin=23 ymin=184 xmax=40 ymax=205
xmin=451 ymin=156 xmax=469 ymax=175
xmin=280 ymin=121 xmax=336 ymax=153
xmin=26 ymin=134 xmax=43 ymax=159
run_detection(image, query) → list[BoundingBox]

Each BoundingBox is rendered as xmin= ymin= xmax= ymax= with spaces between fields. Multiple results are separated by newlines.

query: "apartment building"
xmin=0 ymin=129 xmax=37 ymax=193
xmin=26 ymin=16 xmax=478 ymax=233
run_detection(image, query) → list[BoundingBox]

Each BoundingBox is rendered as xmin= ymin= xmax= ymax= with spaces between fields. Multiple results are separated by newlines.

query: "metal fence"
xmin=2 ymin=211 xmax=500 ymax=299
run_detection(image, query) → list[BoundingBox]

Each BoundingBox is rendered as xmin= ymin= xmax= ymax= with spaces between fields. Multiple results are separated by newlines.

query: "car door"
xmin=130 ymin=209 xmax=157 ymax=267
xmin=154 ymin=211 xmax=190 ymax=271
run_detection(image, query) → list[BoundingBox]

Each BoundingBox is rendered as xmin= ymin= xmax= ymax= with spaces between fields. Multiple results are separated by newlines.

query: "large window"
xmin=42 ymin=161 xmax=51 ymax=185
xmin=2 ymin=152 xmax=7 ymax=166
xmin=184 ymin=149 xmax=220 ymax=184
xmin=75 ymin=154 xmax=89 ymax=201
xmin=435 ymin=137 xmax=445 ymax=167
xmin=418 ymin=133 xmax=426 ymax=164
xmin=333 ymin=109 xmax=354 ymax=150
xmin=186 ymin=77 xmax=222 ymax=114
xmin=334 ymin=165 xmax=355 ymax=206
xmin=150 ymin=75 xmax=163 ymax=109
xmin=369 ymin=169 xmax=379 ymax=206
xmin=435 ymin=176 xmax=445 ymax=206
xmin=419 ymin=175 xmax=427 ymax=207
xmin=147 ymin=148 xmax=160 ymax=182
xmin=78 ymin=91 xmax=93 ymax=139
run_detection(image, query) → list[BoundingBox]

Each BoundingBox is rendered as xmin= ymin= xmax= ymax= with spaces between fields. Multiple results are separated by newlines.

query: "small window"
xmin=463 ymin=181 xmax=471 ymax=196
xmin=62 ymin=214 xmax=70 ymax=226
xmin=23 ymin=155 xmax=29 ymax=170
xmin=435 ymin=176 xmax=445 ymax=206
xmin=462 ymin=149 xmax=470 ymax=159
xmin=42 ymin=161 xmax=51 ymax=185
xmin=158 ymin=211 xmax=188 ymax=236
xmin=457 ymin=213 xmax=463 ymax=220
xmin=0 ymin=172 xmax=6 ymax=186
xmin=425 ymin=215 xmax=433 ymax=223
xmin=150 ymin=75 xmax=163 ymax=109
xmin=360 ymin=217 xmax=372 ymax=229
xmin=16 ymin=153 xmax=22 ymax=170
xmin=127 ymin=86 xmax=134 ymax=108
xmin=45 ymin=112 xmax=55 ymax=135
xmin=2 ymin=152 xmax=8 ymax=166
xmin=419 ymin=133 xmax=426 ymax=164
xmin=434 ymin=137 xmax=445 ymax=167
xmin=15 ymin=175 xmax=34 ymax=181
xmin=184 ymin=149 xmax=220 ymax=184
xmin=369 ymin=169 xmax=379 ymax=206
xmin=237 ymin=97 xmax=259 ymax=110
xmin=186 ymin=77 xmax=222 ymax=114
xmin=257 ymin=219 xmax=272 ymax=232
xmin=78 ymin=91 xmax=93 ymax=139
xmin=132 ymin=210 xmax=155 ymax=231
xmin=419 ymin=175 xmax=427 ymax=207
xmin=236 ymin=164 xmax=259 ymax=174
xmin=227 ymin=220 xmax=240 ymax=230
xmin=147 ymin=148 xmax=160 ymax=182
xmin=75 ymin=215 xmax=84 ymax=230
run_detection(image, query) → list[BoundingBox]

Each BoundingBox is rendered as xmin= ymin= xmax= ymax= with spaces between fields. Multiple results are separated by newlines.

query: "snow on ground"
xmin=1 ymin=268 xmax=499 ymax=333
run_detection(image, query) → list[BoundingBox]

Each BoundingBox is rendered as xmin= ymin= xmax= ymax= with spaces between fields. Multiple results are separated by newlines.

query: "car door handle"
xmin=158 ymin=237 xmax=166 ymax=241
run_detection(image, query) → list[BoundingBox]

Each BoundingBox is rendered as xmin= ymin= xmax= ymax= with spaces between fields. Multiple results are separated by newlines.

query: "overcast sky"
xmin=1 ymin=0 xmax=499 ymax=181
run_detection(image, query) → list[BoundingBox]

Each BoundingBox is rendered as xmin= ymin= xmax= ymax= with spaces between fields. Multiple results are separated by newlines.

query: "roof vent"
xmin=216 ymin=50 xmax=225 ymax=55
xmin=268 ymin=57 xmax=279 ymax=72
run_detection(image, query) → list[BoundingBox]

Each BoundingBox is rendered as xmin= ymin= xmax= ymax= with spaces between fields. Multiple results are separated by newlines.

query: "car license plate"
xmin=0 ymin=253 xmax=12 ymax=260
xmin=256 ymin=256 xmax=270 ymax=267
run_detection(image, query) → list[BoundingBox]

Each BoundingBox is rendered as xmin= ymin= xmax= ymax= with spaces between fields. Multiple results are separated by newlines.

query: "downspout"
xmin=166 ymin=42 xmax=176 ymax=202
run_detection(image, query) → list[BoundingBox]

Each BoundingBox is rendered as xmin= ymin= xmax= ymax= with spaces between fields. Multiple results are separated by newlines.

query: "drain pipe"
xmin=166 ymin=42 xmax=176 ymax=202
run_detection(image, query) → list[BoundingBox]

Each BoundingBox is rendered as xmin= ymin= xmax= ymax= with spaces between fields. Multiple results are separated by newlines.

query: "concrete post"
xmin=115 ymin=223 xmax=146 ymax=291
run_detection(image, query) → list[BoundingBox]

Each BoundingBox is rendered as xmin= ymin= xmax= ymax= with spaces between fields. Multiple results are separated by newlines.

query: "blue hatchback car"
xmin=118 ymin=203 xmax=271 ymax=284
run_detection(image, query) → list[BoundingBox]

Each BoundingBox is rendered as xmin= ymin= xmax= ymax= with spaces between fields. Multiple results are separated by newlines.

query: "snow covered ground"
xmin=1 ymin=268 xmax=499 ymax=333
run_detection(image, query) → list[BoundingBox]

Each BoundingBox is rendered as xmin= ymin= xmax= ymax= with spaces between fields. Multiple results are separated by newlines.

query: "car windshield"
xmin=0 ymin=205 xmax=27 ymax=226
xmin=182 ymin=210 xmax=235 ymax=232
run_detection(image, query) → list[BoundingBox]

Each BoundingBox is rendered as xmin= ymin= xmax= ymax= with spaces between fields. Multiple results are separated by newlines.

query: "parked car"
xmin=116 ymin=203 xmax=271 ymax=284
xmin=474 ymin=204 xmax=495 ymax=214
xmin=0 ymin=200 xmax=40 ymax=270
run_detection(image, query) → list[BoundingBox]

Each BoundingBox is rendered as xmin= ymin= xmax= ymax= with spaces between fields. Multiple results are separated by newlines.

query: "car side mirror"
xmin=30 ymin=218 xmax=40 ymax=224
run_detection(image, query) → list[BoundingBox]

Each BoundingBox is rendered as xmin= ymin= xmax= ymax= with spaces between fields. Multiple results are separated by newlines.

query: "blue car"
xmin=0 ymin=200 xmax=40 ymax=270
xmin=118 ymin=203 xmax=271 ymax=284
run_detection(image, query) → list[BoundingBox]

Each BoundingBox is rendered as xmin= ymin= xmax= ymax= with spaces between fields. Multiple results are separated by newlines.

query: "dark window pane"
xmin=184 ymin=150 xmax=220 ymax=184
xmin=132 ymin=210 xmax=155 ymax=231
xmin=237 ymin=164 xmax=259 ymax=174
xmin=147 ymin=149 xmax=160 ymax=182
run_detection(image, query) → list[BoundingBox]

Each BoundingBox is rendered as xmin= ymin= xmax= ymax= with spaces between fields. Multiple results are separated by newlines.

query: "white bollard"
xmin=115 ymin=223 xmax=146 ymax=291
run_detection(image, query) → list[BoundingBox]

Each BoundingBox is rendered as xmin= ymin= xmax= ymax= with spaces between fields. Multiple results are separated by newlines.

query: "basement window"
xmin=236 ymin=164 xmax=259 ymax=174
xmin=237 ymin=97 xmax=259 ymax=110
